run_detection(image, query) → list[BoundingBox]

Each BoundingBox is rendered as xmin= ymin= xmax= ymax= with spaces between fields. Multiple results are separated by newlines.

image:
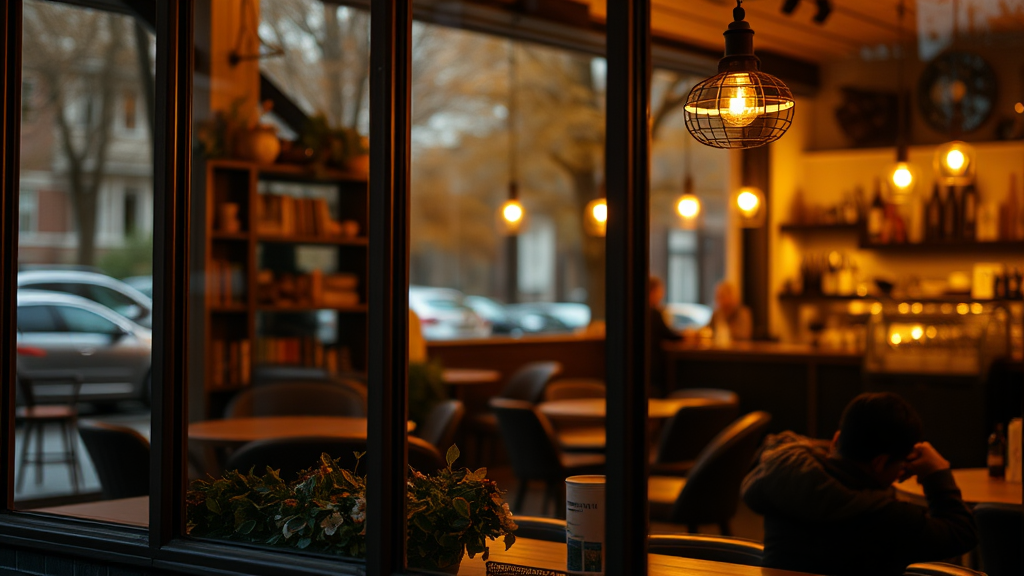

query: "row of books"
xmin=254 ymin=194 xmax=350 ymax=238
xmin=254 ymin=337 xmax=347 ymax=371
xmin=208 ymin=259 xmax=246 ymax=306
xmin=255 ymin=270 xmax=360 ymax=307
xmin=209 ymin=339 xmax=251 ymax=389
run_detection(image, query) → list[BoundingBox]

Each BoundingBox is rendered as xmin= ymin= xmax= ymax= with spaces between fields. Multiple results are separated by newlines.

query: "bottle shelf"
xmin=779 ymin=223 xmax=861 ymax=233
xmin=257 ymin=235 xmax=368 ymax=246
xmin=779 ymin=293 xmax=1018 ymax=304
xmin=860 ymin=240 xmax=1024 ymax=253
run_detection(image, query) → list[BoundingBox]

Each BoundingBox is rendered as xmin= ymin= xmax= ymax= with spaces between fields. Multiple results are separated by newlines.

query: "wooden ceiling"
xmin=580 ymin=0 xmax=1024 ymax=64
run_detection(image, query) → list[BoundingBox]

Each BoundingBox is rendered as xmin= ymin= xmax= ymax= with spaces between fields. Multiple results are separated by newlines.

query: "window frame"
xmin=0 ymin=1 xmax=654 ymax=575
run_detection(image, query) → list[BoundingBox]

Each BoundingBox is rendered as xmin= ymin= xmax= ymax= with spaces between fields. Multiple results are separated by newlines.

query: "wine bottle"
xmin=941 ymin=185 xmax=958 ymax=241
xmin=925 ymin=183 xmax=942 ymax=242
xmin=961 ymin=183 xmax=978 ymax=241
xmin=868 ymin=178 xmax=885 ymax=244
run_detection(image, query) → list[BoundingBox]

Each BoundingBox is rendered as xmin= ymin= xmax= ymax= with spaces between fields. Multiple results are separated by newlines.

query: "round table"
xmin=537 ymin=397 xmax=719 ymax=422
xmin=189 ymin=416 xmax=415 ymax=448
xmin=442 ymin=368 xmax=501 ymax=402
xmin=894 ymin=468 xmax=1022 ymax=506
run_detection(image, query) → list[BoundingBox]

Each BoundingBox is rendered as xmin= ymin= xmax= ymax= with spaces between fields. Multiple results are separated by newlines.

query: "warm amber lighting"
xmin=970 ymin=303 xmax=983 ymax=314
xmin=911 ymin=302 xmax=923 ymax=314
xmin=898 ymin=302 xmax=910 ymax=314
xmin=676 ymin=194 xmax=701 ymax=230
xmin=496 ymin=199 xmax=526 ymax=235
xmin=737 ymin=191 xmax=759 ymax=214
xmin=720 ymin=74 xmax=758 ymax=127
xmin=911 ymin=325 xmax=924 ymax=340
xmin=890 ymin=161 xmax=916 ymax=201
xmin=1016 ymin=102 xmax=1024 ymax=114
xmin=934 ymin=141 xmax=976 ymax=185
xmin=926 ymin=326 xmax=938 ymax=339
xmin=871 ymin=302 xmax=883 ymax=315
xmin=957 ymin=303 xmax=970 ymax=315
xmin=584 ymin=198 xmax=608 ymax=237
xmin=890 ymin=333 xmax=902 ymax=345
xmin=733 ymin=187 xmax=765 ymax=227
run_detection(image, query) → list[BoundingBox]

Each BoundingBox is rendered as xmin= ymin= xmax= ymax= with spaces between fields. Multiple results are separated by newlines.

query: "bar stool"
xmin=15 ymin=374 xmax=84 ymax=493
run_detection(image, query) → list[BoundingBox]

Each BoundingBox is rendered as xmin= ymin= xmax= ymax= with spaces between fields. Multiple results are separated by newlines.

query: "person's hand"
xmin=900 ymin=442 xmax=950 ymax=481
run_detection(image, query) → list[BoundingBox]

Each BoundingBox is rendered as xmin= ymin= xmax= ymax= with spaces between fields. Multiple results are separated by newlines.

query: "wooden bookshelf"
xmin=201 ymin=159 xmax=369 ymax=416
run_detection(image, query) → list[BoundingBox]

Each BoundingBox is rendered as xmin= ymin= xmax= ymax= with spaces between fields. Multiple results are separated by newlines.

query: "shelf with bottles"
xmin=779 ymin=222 xmax=862 ymax=233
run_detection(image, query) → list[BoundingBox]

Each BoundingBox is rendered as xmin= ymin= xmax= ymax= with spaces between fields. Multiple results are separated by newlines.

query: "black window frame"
xmin=0 ymin=1 xmax=655 ymax=575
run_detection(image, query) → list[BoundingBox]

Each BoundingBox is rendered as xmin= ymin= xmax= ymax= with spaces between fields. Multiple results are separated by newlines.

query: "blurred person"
xmin=742 ymin=392 xmax=976 ymax=576
xmin=708 ymin=280 xmax=752 ymax=342
xmin=409 ymin=309 xmax=427 ymax=364
xmin=648 ymin=276 xmax=680 ymax=398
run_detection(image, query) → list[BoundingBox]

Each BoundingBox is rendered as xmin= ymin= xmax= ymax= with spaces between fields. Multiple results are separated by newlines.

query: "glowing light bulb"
xmin=497 ymin=199 xmax=526 ymax=235
xmin=718 ymin=74 xmax=759 ymax=127
xmin=890 ymin=333 xmax=902 ymax=345
xmin=502 ymin=203 xmax=523 ymax=223
xmin=592 ymin=202 xmax=607 ymax=223
xmin=911 ymin=326 xmax=923 ymax=340
xmin=892 ymin=163 xmax=913 ymax=190
xmin=737 ymin=191 xmax=759 ymax=215
xmin=945 ymin=149 xmax=966 ymax=173
xmin=677 ymin=195 xmax=700 ymax=219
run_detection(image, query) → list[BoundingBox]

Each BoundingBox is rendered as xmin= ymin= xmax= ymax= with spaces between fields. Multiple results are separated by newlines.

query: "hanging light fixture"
xmin=684 ymin=0 xmax=795 ymax=149
xmin=932 ymin=0 xmax=976 ymax=187
xmin=888 ymin=0 xmax=916 ymax=203
xmin=584 ymin=192 xmax=608 ymax=237
xmin=675 ymin=127 xmax=701 ymax=229
xmin=497 ymin=43 xmax=527 ymax=235
xmin=733 ymin=186 xmax=766 ymax=228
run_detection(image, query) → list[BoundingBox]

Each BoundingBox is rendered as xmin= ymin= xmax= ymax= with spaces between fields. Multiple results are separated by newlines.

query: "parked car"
xmin=507 ymin=302 xmax=591 ymax=331
xmin=122 ymin=275 xmax=153 ymax=299
xmin=463 ymin=295 xmax=520 ymax=335
xmin=665 ymin=302 xmax=713 ymax=331
xmin=16 ymin=290 xmax=152 ymax=405
xmin=17 ymin=270 xmax=153 ymax=328
xmin=409 ymin=286 xmax=491 ymax=340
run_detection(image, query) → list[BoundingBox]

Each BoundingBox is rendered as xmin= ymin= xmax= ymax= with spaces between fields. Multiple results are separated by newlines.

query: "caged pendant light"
xmin=497 ymin=42 xmax=527 ymax=235
xmin=888 ymin=0 xmax=916 ymax=203
xmin=684 ymin=0 xmax=795 ymax=149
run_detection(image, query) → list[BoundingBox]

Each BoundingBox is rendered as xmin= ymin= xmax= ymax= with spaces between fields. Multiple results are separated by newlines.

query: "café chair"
xmin=78 ymin=421 xmax=150 ymax=499
xmin=490 ymin=398 xmax=604 ymax=518
xmin=648 ymin=411 xmax=772 ymax=535
xmin=15 ymin=374 xmax=84 ymax=493
xmin=652 ymin=396 xmax=740 ymax=477
xmin=904 ymin=563 xmax=986 ymax=576
xmin=417 ymin=399 xmax=465 ymax=454
xmin=647 ymin=534 xmax=763 ymax=567
xmin=973 ymin=502 xmax=1023 ymax=576
xmin=512 ymin=516 xmax=567 ymax=543
xmin=543 ymin=378 xmax=606 ymax=453
xmin=224 ymin=436 xmax=445 ymax=480
xmin=465 ymin=361 xmax=563 ymax=464
xmin=223 ymin=379 xmax=368 ymax=419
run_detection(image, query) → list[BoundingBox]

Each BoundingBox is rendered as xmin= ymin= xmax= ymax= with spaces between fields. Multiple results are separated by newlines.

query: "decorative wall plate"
xmin=917 ymin=51 xmax=997 ymax=134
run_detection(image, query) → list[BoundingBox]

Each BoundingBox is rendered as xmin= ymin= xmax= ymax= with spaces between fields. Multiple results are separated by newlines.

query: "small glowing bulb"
xmin=890 ymin=333 xmax=902 ymax=345
xmin=502 ymin=203 xmax=523 ymax=223
xmin=1016 ymin=102 xmax=1024 ymax=114
xmin=737 ymin=191 xmax=759 ymax=215
xmin=677 ymin=196 xmax=700 ymax=219
xmin=945 ymin=149 xmax=966 ymax=172
xmin=911 ymin=326 xmax=924 ymax=340
xmin=592 ymin=202 xmax=607 ymax=223
xmin=957 ymin=303 xmax=969 ymax=315
xmin=926 ymin=326 xmax=937 ymax=339
xmin=892 ymin=164 xmax=913 ymax=190
xmin=970 ymin=303 xmax=983 ymax=314
xmin=898 ymin=303 xmax=910 ymax=314
xmin=719 ymin=74 xmax=759 ymax=128
xmin=911 ymin=302 xmax=923 ymax=314
xmin=871 ymin=302 xmax=883 ymax=315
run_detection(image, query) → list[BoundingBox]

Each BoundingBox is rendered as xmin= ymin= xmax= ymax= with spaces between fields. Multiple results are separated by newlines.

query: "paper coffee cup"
xmin=566 ymin=475 xmax=605 ymax=575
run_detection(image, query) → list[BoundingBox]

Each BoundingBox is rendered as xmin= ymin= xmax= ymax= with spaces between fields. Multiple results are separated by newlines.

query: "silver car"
xmin=17 ymin=270 xmax=154 ymax=328
xmin=409 ymin=286 xmax=491 ymax=340
xmin=16 ymin=290 xmax=152 ymax=405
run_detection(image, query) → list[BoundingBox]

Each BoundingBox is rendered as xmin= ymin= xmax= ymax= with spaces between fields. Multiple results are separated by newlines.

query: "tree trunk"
xmin=321 ymin=6 xmax=345 ymax=127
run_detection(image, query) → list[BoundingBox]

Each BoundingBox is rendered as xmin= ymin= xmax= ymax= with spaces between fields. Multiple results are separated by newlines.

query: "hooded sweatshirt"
xmin=741 ymin=432 xmax=977 ymax=576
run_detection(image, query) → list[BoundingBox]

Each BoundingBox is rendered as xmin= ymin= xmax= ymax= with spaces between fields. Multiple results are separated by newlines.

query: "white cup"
xmin=566 ymin=475 xmax=605 ymax=575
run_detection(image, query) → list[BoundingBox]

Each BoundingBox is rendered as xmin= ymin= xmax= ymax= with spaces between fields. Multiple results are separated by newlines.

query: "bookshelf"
xmin=202 ymin=159 xmax=369 ymax=416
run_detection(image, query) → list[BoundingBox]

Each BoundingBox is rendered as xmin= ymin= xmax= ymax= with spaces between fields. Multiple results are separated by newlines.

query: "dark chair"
xmin=648 ymin=534 xmax=763 ymax=567
xmin=652 ymin=395 xmax=740 ymax=477
xmin=78 ymin=421 xmax=150 ymax=499
xmin=513 ymin=516 xmax=566 ymax=543
xmin=224 ymin=436 xmax=445 ymax=480
xmin=904 ymin=563 xmax=986 ymax=576
xmin=224 ymin=379 xmax=367 ymax=419
xmin=649 ymin=411 xmax=772 ymax=535
xmin=543 ymin=378 xmax=606 ymax=453
xmin=490 ymin=398 xmax=604 ymax=518
xmin=15 ymin=374 xmax=84 ymax=493
xmin=466 ymin=361 xmax=563 ymax=465
xmin=417 ymin=399 xmax=465 ymax=454
xmin=974 ymin=502 xmax=1023 ymax=576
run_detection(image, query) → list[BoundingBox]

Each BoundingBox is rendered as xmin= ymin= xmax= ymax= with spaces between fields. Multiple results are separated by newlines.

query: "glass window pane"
xmin=15 ymin=0 xmax=154 ymax=525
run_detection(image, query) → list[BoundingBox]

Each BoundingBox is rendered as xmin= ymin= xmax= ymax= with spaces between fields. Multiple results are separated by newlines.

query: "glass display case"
xmin=865 ymin=301 xmax=1011 ymax=376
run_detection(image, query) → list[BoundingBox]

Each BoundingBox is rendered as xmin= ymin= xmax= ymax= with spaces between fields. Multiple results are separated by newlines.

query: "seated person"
xmin=708 ymin=280 xmax=752 ymax=341
xmin=648 ymin=276 xmax=680 ymax=398
xmin=742 ymin=392 xmax=976 ymax=576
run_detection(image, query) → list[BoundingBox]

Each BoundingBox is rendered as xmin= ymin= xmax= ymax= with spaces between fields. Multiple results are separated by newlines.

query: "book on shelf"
xmin=256 ymin=194 xmax=348 ymax=239
xmin=256 ymin=269 xmax=360 ymax=307
xmin=208 ymin=259 xmax=246 ymax=306
xmin=209 ymin=338 xmax=251 ymax=389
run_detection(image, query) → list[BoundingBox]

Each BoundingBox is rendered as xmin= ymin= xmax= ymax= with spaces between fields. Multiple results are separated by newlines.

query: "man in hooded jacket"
xmin=741 ymin=392 xmax=977 ymax=576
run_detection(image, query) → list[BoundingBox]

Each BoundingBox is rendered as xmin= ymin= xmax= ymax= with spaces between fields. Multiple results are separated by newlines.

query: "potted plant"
xmin=300 ymin=114 xmax=369 ymax=173
xmin=186 ymin=446 xmax=516 ymax=573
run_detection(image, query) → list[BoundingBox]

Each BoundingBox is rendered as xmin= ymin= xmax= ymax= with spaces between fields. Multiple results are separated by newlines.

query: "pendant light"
xmin=584 ymin=183 xmax=608 ymax=237
xmin=733 ymin=186 xmax=766 ymax=228
xmin=497 ymin=42 xmax=526 ymax=235
xmin=933 ymin=0 xmax=976 ymax=186
xmin=888 ymin=0 xmax=916 ymax=203
xmin=684 ymin=1 xmax=795 ymax=149
xmin=676 ymin=126 xmax=701 ymax=229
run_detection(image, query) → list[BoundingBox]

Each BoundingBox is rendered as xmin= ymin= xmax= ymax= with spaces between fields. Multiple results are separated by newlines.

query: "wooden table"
xmin=189 ymin=416 xmax=414 ymax=448
xmin=537 ymin=397 xmax=718 ymax=422
xmin=895 ymin=468 xmax=1023 ymax=506
xmin=459 ymin=536 xmax=816 ymax=575
xmin=443 ymin=368 xmax=501 ymax=401
xmin=32 ymin=496 xmax=148 ymax=527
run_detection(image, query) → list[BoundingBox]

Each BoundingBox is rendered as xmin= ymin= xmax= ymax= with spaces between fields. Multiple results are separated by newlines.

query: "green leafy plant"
xmin=186 ymin=446 xmax=516 ymax=571
xmin=300 ymin=114 xmax=369 ymax=168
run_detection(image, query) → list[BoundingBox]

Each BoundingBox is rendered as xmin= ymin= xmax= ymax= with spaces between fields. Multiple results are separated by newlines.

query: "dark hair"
xmin=837 ymin=392 xmax=923 ymax=463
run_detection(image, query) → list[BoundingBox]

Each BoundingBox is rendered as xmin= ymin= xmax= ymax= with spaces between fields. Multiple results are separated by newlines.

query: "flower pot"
xmin=346 ymin=153 xmax=370 ymax=174
xmin=238 ymin=126 xmax=281 ymax=164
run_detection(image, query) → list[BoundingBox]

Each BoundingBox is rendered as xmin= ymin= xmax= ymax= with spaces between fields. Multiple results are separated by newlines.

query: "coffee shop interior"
xmin=3 ymin=0 xmax=1023 ymax=575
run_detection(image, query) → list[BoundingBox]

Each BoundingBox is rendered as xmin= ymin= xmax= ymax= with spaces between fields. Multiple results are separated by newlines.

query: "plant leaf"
xmin=446 ymin=445 xmax=460 ymax=468
xmin=452 ymin=497 xmax=470 ymax=518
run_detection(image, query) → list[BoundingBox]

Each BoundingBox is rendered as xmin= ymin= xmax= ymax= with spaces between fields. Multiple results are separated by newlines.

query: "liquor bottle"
xmin=961 ymin=183 xmax=978 ymax=241
xmin=989 ymin=423 xmax=1007 ymax=478
xmin=941 ymin=185 xmax=959 ymax=241
xmin=868 ymin=178 xmax=885 ymax=244
xmin=925 ymin=183 xmax=942 ymax=242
